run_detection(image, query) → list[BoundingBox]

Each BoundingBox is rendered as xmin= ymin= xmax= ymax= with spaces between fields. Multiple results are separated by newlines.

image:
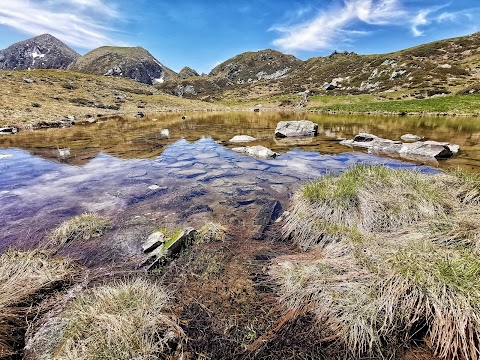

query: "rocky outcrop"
xmin=0 ymin=34 xmax=79 ymax=70
xmin=340 ymin=133 xmax=459 ymax=159
xmin=275 ymin=120 xmax=318 ymax=138
xmin=68 ymin=46 xmax=176 ymax=85
xmin=232 ymin=145 xmax=278 ymax=159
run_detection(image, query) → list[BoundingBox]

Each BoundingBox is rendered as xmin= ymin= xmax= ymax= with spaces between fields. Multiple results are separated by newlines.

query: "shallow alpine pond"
xmin=0 ymin=111 xmax=478 ymax=258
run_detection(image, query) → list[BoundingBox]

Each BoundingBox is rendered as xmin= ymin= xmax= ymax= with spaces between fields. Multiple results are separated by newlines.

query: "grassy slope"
xmin=309 ymin=93 xmax=480 ymax=115
xmin=0 ymin=69 xmax=223 ymax=128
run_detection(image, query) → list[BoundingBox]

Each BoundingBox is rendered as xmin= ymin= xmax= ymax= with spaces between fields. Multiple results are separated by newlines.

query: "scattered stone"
xmin=390 ymin=69 xmax=407 ymax=79
xmin=340 ymin=133 xmax=459 ymax=159
xmin=253 ymin=108 xmax=261 ymax=112
xmin=232 ymin=145 xmax=278 ymax=159
xmin=229 ymin=135 xmax=257 ymax=143
xmin=0 ymin=126 xmax=18 ymax=135
xmin=0 ymin=154 xmax=13 ymax=160
xmin=275 ymin=120 xmax=318 ymax=138
xmin=145 ymin=227 xmax=197 ymax=270
xmin=401 ymin=134 xmax=423 ymax=142
xmin=181 ymin=115 xmax=187 ymax=120
xmin=57 ymin=148 xmax=70 ymax=158
xmin=142 ymin=231 xmax=165 ymax=252
xmin=134 ymin=112 xmax=145 ymax=118
xmin=160 ymin=129 xmax=170 ymax=137
xmin=23 ymin=77 xmax=34 ymax=83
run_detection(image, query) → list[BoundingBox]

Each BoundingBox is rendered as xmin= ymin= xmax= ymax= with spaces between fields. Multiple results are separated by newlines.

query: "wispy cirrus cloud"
xmin=0 ymin=0 xmax=124 ymax=49
xmin=271 ymin=0 xmax=405 ymax=52
xmin=411 ymin=6 xmax=480 ymax=36
xmin=271 ymin=0 xmax=479 ymax=52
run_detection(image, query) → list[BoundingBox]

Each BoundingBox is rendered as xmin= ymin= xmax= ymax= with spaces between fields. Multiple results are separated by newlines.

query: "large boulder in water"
xmin=340 ymin=133 xmax=459 ymax=159
xmin=275 ymin=120 xmax=318 ymax=138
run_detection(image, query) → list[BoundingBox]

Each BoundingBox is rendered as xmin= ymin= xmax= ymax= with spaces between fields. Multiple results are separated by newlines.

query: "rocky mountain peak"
xmin=178 ymin=66 xmax=200 ymax=79
xmin=0 ymin=33 xmax=80 ymax=70
xmin=68 ymin=46 xmax=176 ymax=85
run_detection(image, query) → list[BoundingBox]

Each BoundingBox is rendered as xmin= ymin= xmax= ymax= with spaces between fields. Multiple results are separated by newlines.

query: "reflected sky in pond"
xmin=0 ymin=132 xmax=437 ymax=255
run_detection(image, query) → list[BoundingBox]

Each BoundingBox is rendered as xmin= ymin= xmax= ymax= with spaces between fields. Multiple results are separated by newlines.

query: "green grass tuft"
xmin=50 ymin=213 xmax=110 ymax=246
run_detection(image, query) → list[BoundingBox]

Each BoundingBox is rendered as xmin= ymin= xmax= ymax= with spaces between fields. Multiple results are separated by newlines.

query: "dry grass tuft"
xmin=285 ymin=165 xmax=453 ymax=250
xmin=50 ymin=213 xmax=110 ymax=246
xmin=275 ymin=165 xmax=480 ymax=359
xmin=197 ymin=222 xmax=228 ymax=243
xmin=0 ymin=249 xmax=75 ymax=358
xmin=45 ymin=278 xmax=184 ymax=359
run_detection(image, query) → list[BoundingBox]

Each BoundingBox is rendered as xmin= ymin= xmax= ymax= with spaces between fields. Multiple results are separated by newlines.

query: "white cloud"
xmin=272 ymin=0 xmax=405 ymax=52
xmin=411 ymin=9 xmax=431 ymax=36
xmin=0 ymin=0 xmax=123 ymax=49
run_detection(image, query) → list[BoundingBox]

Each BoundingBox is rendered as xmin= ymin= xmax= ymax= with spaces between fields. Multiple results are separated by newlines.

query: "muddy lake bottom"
xmin=1 ymin=112 xmax=478 ymax=358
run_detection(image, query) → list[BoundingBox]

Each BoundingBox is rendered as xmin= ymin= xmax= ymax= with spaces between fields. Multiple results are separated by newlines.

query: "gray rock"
xmin=275 ymin=120 xmax=318 ymax=138
xmin=401 ymin=134 xmax=423 ymax=142
xmin=340 ymin=133 xmax=458 ymax=159
xmin=399 ymin=142 xmax=453 ymax=158
xmin=160 ymin=129 xmax=170 ymax=137
xmin=142 ymin=231 xmax=165 ymax=253
xmin=145 ymin=227 xmax=197 ymax=270
xmin=424 ymin=141 xmax=460 ymax=154
xmin=23 ymin=77 xmax=34 ymax=83
xmin=229 ymin=135 xmax=257 ymax=143
xmin=232 ymin=145 xmax=278 ymax=159
xmin=0 ymin=126 xmax=18 ymax=134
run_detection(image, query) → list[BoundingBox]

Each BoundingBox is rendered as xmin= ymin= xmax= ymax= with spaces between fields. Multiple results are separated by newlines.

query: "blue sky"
xmin=0 ymin=0 xmax=478 ymax=73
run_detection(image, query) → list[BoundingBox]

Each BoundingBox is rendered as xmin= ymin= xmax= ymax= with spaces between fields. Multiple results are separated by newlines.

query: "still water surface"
xmin=0 ymin=112 xmax=478 ymax=260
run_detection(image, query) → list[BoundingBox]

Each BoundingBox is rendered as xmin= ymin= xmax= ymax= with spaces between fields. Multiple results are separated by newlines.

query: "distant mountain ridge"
xmin=0 ymin=34 xmax=79 ymax=70
xmin=159 ymin=32 xmax=480 ymax=101
xmin=68 ymin=46 xmax=176 ymax=85
xmin=1 ymin=32 xmax=479 ymax=99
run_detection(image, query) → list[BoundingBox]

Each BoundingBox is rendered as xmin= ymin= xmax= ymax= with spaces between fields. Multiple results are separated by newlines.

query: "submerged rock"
xmin=229 ymin=135 xmax=257 ymax=143
xmin=0 ymin=126 xmax=18 ymax=135
xmin=340 ymin=133 xmax=459 ymax=159
xmin=275 ymin=120 xmax=318 ymax=138
xmin=232 ymin=145 xmax=278 ymax=159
